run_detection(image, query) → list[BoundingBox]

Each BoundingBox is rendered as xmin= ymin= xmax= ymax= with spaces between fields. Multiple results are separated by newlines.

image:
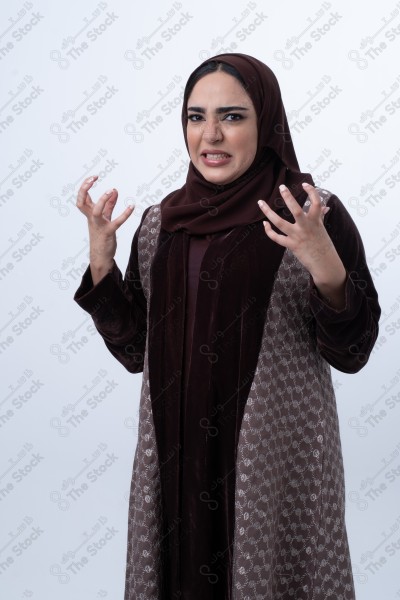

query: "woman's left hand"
xmin=258 ymin=182 xmax=347 ymax=309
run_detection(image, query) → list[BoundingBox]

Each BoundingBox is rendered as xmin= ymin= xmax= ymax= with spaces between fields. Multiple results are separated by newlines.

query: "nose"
xmin=202 ymin=119 xmax=223 ymax=143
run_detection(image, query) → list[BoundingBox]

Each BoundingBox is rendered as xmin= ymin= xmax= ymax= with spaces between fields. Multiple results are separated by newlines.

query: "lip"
xmin=200 ymin=150 xmax=232 ymax=167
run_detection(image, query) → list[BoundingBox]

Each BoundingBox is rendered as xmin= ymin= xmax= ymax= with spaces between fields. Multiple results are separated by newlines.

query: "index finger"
xmin=76 ymin=175 xmax=98 ymax=211
xmin=278 ymin=184 xmax=305 ymax=220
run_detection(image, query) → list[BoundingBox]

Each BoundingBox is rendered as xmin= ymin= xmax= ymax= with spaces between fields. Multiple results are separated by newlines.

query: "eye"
xmin=187 ymin=114 xmax=204 ymax=122
xmin=223 ymin=113 xmax=244 ymax=121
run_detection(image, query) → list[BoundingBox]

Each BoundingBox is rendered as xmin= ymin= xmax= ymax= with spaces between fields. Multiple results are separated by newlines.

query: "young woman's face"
xmin=186 ymin=71 xmax=258 ymax=185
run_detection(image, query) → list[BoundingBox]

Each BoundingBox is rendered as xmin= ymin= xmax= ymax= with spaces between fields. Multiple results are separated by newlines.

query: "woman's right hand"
xmin=76 ymin=175 xmax=134 ymax=285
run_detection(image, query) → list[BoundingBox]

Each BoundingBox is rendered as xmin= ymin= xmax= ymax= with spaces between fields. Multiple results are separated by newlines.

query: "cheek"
xmin=186 ymin=127 xmax=192 ymax=147
xmin=242 ymin=134 xmax=258 ymax=164
xmin=186 ymin=128 xmax=199 ymax=154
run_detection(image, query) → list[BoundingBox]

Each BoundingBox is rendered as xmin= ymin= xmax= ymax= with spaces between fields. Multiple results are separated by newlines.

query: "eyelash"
xmin=187 ymin=113 xmax=244 ymax=122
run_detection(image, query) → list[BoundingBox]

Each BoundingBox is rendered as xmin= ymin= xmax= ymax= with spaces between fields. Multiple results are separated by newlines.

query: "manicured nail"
xmin=302 ymin=182 xmax=311 ymax=188
xmin=87 ymin=176 xmax=96 ymax=182
xmin=105 ymin=189 xmax=114 ymax=195
xmin=257 ymin=199 xmax=265 ymax=207
xmin=279 ymin=184 xmax=287 ymax=192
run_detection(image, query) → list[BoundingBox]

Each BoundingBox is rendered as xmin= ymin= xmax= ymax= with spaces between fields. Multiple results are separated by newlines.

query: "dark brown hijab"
xmin=160 ymin=53 xmax=314 ymax=234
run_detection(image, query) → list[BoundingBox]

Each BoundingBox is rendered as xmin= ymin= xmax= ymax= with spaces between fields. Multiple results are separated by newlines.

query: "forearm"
xmin=307 ymin=193 xmax=381 ymax=373
xmin=74 ymin=264 xmax=147 ymax=372
xmin=310 ymin=272 xmax=380 ymax=373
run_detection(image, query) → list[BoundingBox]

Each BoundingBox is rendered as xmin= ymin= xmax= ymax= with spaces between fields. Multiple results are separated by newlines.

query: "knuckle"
xmin=292 ymin=207 xmax=302 ymax=218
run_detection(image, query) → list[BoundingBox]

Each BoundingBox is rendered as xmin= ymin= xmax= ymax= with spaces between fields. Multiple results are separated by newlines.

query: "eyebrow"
xmin=187 ymin=106 xmax=249 ymax=114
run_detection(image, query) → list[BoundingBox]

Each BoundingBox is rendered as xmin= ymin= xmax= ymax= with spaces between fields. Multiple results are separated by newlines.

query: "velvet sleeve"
xmin=309 ymin=194 xmax=381 ymax=374
xmin=73 ymin=207 xmax=152 ymax=373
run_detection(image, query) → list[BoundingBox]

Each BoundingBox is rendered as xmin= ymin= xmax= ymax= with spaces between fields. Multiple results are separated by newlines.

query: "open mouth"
xmin=201 ymin=152 xmax=231 ymax=160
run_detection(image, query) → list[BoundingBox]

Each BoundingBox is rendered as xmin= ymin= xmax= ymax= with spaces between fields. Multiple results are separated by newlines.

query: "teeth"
xmin=205 ymin=153 xmax=229 ymax=159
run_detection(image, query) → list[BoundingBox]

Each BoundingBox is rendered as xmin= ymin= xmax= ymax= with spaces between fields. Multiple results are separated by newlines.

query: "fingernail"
xmin=257 ymin=199 xmax=265 ymax=207
xmin=87 ymin=176 xmax=96 ymax=182
xmin=302 ymin=182 xmax=311 ymax=188
xmin=279 ymin=184 xmax=287 ymax=192
xmin=105 ymin=189 xmax=114 ymax=195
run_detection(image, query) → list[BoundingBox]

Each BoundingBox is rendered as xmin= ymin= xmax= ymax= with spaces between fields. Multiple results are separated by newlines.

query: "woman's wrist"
xmin=311 ymin=265 xmax=347 ymax=310
xmin=90 ymin=260 xmax=114 ymax=286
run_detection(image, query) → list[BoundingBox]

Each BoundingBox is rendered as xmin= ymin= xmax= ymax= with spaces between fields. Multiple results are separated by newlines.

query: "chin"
xmin=206 ymin=176 xmax=231 ymax=185
xmin=199 ymin=169 xmax=234 ymax=186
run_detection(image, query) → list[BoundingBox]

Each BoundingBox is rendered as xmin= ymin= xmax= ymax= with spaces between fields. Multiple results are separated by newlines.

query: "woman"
xmin=74 ymin=54 xmax=380 ymax=599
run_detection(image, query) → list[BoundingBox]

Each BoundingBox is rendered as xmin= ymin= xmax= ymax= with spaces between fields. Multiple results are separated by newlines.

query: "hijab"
xmin=160 ymin=53 xmax=314 ymax=235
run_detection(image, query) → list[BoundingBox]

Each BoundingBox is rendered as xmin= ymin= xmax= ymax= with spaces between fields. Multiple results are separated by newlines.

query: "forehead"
xmin=187 ymin=71 xmax=254 ymax=107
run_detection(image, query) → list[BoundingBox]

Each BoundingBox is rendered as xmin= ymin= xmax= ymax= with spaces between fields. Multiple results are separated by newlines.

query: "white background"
xmin=1 ymin=1 xmax=400 ymax=598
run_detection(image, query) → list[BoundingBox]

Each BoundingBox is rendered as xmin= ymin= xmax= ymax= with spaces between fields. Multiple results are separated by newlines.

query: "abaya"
xmin=75 ymin=54 xmax=380 ymax=599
